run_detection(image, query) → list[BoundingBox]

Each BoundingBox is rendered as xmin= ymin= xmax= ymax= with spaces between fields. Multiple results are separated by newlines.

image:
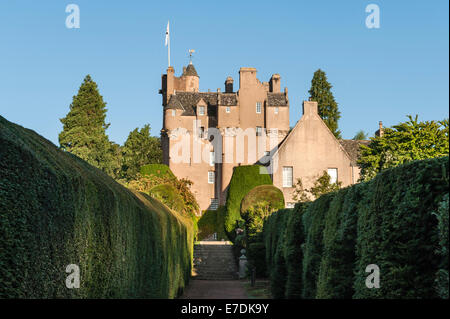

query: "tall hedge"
xmin=263 ymin=156 xmax=449 ymax=299
xmin=435 ymin=194 xmax=449 ymax=299
xmin=263 ymin=209 xmax=290 ymax=298
xmin=224 ymin=165 xmax=272 ymax=240
xmin=284 ymin=203 xmax=307 ymax=299
xmin=354 ymin=157 xmax=449 ymax=299
xmin=301 ymin=192 xmax=335 ymax=299
xmin=0 ymin=116 xmax=194 ymax=298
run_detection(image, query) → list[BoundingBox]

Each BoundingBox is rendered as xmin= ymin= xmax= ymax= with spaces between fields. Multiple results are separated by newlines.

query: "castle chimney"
xmin=269 ymin=74 xmax=281 ymax=92
xmin=303 ymin=100 xmax=318 ymax=115
xmin=225 ymin=76 xmax=234 ymax=93
xmin=376 ymin=121 xmax=384 ymax=137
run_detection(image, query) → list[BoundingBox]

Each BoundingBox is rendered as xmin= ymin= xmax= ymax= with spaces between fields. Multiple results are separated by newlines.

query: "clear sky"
xmin=0 ymin=0 xmax=448 ymax=145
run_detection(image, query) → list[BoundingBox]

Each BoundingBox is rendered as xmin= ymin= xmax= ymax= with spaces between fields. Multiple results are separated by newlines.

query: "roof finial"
xmin=188 ymin=49 xmax=195 ymax=65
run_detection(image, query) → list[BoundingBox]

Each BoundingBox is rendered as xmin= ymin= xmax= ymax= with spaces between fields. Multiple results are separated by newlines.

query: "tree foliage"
xmin=353 ymin=130 xmax=368 ymax=140
xmin=121 ymin=124 xmax=162 ymax=180
xmin=59 ymin=75 xmax=119 ymax=177
xmin=308 ymin=69 xmax=341 ymax=138
xmin=293 ymin=171 xmax=341 ymax=202
xmin=358 ymin=115 xmax=449 ymax=181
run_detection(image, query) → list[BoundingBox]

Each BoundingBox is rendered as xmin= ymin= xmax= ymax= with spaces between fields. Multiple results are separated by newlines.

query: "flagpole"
xmin=167 ymin=21 xmax=171 ymax=67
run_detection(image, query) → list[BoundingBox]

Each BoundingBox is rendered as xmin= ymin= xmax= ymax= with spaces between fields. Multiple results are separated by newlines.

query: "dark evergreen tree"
xmin=59 ymin=75 xmax=119 ymax=177
xmin=121 ymin=124 xmax=162 ymax=180
xmin=308 ymin=69 xmax=341 ymax=138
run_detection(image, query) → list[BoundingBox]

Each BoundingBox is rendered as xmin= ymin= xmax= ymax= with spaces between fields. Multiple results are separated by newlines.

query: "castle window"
xmin=256 ymin=126 xmax=262 ymax=136
xmin=198 ymin=106 xmax=205 ymax=116
xmin=256 ymin=102 xmax=262 ymax=114
xmin=208 ymin=171 xmax=215 ymax=184
xmin=327 ymin=168 xmax=338 ymax=184
xmin=210 ymin=151 xmax=215 ymax=166
xmin=226 ymin=106 xmax=230 ymax=113
xmin=274 ymin=107 xmax=279 ymax=114
xmin=265 ymin=151 xmax=270 ymax=157
xmin=198 ymin=126 xmax=205 ymax=138
xmin=283 ymin=166 xmax=293 ymax=188
xmin=171 ymin=109 xmax=176 ymax=116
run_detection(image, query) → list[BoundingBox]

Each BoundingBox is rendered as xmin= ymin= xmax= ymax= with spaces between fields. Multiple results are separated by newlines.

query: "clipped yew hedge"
xmin=0 ymin=116 xmax=194 ymax=298
xmin=197 ymin=206 xmax=228 ymax=241
xmin=224 ymin=165 xmax=272 ymax=240
xmin=263 ymin=156 xmax=449 ymax=299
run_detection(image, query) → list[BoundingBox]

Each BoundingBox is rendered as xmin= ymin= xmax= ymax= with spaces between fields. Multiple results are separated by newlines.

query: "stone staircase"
xmin=193 ymin=241 xmax=237 ymax=280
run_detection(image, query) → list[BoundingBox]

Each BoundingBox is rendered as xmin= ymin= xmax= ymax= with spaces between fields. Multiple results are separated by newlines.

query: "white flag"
xmin=165 ymin=21 xmax=170 ymax=46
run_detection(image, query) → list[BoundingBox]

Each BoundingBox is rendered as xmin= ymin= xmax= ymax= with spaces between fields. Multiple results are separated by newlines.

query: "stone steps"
xmin=192 ymin=241 xmax=237 ymax=281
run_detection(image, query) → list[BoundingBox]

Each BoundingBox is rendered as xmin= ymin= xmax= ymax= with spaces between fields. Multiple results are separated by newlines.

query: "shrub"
xmin=302 ymin=192 xmax=336 ymax=299
xmin=354 ymin=157 xmax=449 ymax=298
xmin=149 ymin=184 xmax=185 ymax=213
xmin=224 ymin=165 xmax=272 ymax=241
xmin=240 ymin=185 xmax=285 ymax=215
xmin=140 ymin=163 xmax=174 ymax=178
xmin=0 ymin=116 xmax=194 ymax=298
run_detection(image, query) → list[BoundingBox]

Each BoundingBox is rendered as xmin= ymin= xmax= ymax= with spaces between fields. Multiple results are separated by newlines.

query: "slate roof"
xmin=183 ymin=63 xmax=199 ymax=77
xmin=166 ymin=95 xmax=184 ymax=110
xmin=219 ymin=93 xmax=238 ymax=106
xmin=339 ymin=139 xmax=370 ymax=165
xmin=267 ymin=93 xmax=288 ymax=106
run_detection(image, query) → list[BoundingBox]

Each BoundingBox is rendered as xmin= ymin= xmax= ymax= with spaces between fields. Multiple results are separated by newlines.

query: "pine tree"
xmin=59 ymin=75 xmax=119 ymax=177
xmin=308 ymin=69 xmax=342 ymax=138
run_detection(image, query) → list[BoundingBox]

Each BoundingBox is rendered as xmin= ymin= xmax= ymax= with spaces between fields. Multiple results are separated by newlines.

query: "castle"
xmin=160 ymin=61 xmax=366 ymax=212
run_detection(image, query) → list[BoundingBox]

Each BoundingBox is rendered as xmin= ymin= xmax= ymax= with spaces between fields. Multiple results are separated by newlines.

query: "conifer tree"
xmin=308 ymin=69 xmax=342 ymax=138
xmin=59 ymin=75 xmax=119 ymax=177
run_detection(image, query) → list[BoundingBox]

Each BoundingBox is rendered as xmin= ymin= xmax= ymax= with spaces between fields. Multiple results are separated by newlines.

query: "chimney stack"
xmin=225 ymin=76 xmax=234 ymax=93
xmin=303 ymin=100 xmax=318 ymax=115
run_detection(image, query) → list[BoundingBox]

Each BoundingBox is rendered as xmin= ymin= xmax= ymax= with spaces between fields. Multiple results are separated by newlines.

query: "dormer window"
xmin=198 ymin=106 xmax=205 ymax=116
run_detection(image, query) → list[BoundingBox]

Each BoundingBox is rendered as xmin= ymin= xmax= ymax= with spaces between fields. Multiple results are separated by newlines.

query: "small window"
xmin=208 ymin=171 xmax=215 ymax=184
xmin=210 ymin=151 xmax=215 ymax=166
xmin=198 ymin=126 xmax=205 ymax=138
xmin=256 ymin=102 xmax=262 ymax=114
xmin=286 ymin=202 xmax=295 ymax=209
xmin=171 ymin=109 xmax=176 ymax=116
xmin=256 ymin=126 xmax=262 ymax=136
xmin=327 ymin=168 xmax=338 ymax=184
xmin=274 ymin=107 xmax=279 ymax=114
xmin=226 ymin=106 xmax=231 ymax=113
xmin=265 ymin=151 xmax=270 ymax=156
xmin=283 ymin=166 xmax=293 ymax=188
xmin=198 ymin=106 xmax=205 ymax=116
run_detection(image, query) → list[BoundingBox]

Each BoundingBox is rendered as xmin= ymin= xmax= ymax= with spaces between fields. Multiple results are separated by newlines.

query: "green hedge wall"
xmin=354 ymin=157 xmax=449 ymax=299
xmin=224 ymin=165 xmax=272 ymax=241
xmin=301 ymin=192 xmax=335 ymax=299
xmin=197 ymin=206 xmax=227 ymax=241
xmin=0 ymin=116 xmax=194 ymax=298
xmin=263 ymin=156 xmax=449 ymax=299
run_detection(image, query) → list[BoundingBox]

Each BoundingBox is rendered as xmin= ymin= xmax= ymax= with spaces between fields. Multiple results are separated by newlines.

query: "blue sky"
xmin=0 ymin=0 xmax=448 ymax=145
